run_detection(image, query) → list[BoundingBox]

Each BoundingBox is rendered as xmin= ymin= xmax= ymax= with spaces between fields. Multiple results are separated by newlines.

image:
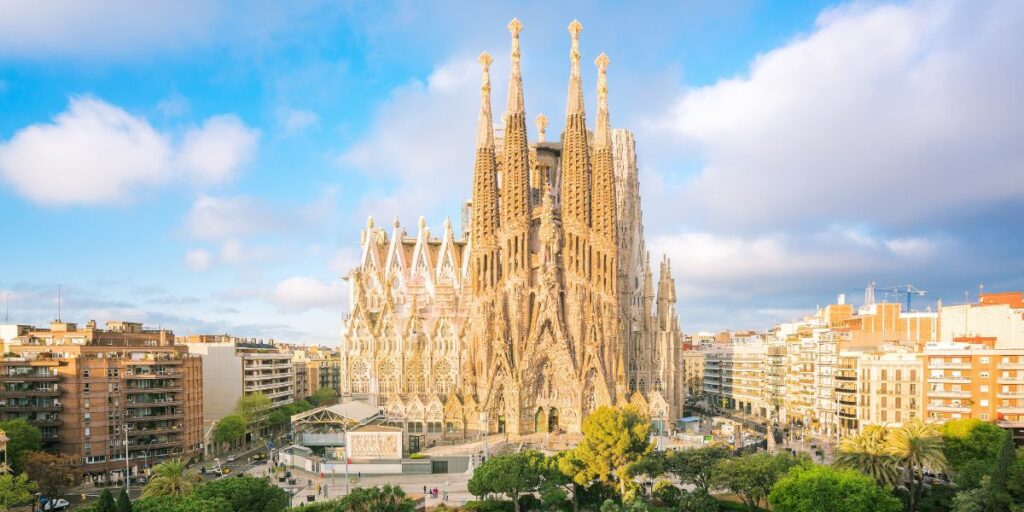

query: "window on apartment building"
xmin=910 ymin=384 xmax=916 ymax=394
xmin=1004 ymin=386 xmax=1011 ymax=393
xmin=981 ymin=372 xmax=990 ymax=378
xmin=981 ymin=385 xmax=989 ymax=393
xmin=1003 ymin=356 xmax=1011 ymax=364
xmin=896 ymin=370 xmax=902 ymax=381
xmin=910 ymin=369 xmax=917 ymax=381
xmin=84 ymin=399 xmax=90 ymax=408
xmin=981 ymin=357 xmax=990 ymax=364
xmin=896 ymin=383 xmax=902 ymax=394
xmin=84 ymin=442 xmax=91 ymax=452
xmin=84 ymin=427 xmax=91 ymax=437
xmin=981 ymin=399 xmax=990 ymax=406
xmin=895 ymin=411 xmax=902 ymax=423
xmin=84 ymin=413 xmax=90 ymax=423
xmin=981 ymin=414 xmax=989 ymax=420
xmin=881 ymin=369 xmax=888 ymax=380
xmin=881 ymin=410 xmax=887 ymax=422
xmin=896 ymin=397 xmax=902 ymax=408
xmin=1003 ymin=400 xmax=1011 ymax=407
xmin=881 ymin=397 xmax=887 ymax=407
xmin=83 ymin=383 xmax=90 ymax=394
xmin=83 ymin=370 xmax=90 ymax=379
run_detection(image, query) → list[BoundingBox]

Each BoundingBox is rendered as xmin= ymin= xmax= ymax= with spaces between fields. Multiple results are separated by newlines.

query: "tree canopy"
xmin=193 ymin=475 xmax=289 ymax=512
xmin=117 ymin=487 xmax=133 ymax=512
xmin=235 ymin=393 xmax=272 ymax=422
xmin=132 ymin=495 xmax=232 ymax=512
xmin=0 ymin=419 xmax=42 ymax=472
xmin=212 ymin=415 xmax=247 ymax=446
xmin=142 ymin=459 xmax=202 ymax=499
xmin=713 ymin=451 xmax=805 ymax=511
xmin=572 ymin=406 xmax=652 ymax=496
xmin=941 ymin=418 xmax=1006 ymax=489
xmin=768 ymin=465 xmax=903 ymax=512
xmin=0 ymin=472 xmax=36 ymax=510
xmin=662 ymin=445 xmax=732 ymax=493
xmin=310 ymin=388 xmax=338 ymax=406
xmin=22 ymin=451 xmax=76 ymax=500
xmin=468 ymin=451 xmax=545 ymax=512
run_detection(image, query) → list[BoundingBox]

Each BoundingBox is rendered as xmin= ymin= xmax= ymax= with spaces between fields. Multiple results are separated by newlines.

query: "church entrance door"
xmin=548 ymin=408 xmax=559 ymax=433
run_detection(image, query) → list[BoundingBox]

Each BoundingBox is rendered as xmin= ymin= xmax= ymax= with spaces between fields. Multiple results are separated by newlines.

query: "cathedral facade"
xmin=340 ymin=20 xmax=683 ymax=439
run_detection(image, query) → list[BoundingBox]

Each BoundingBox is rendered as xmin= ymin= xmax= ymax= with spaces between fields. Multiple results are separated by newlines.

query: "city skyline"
xmin=2 ymin=0 xmax=1022 ymax=345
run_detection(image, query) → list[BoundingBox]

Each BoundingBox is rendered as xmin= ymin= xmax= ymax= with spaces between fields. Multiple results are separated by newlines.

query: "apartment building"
xmin=702 ymin=342 xmax=769 ymax=420
xmin=856 ymin=347 xmax=923 ymax=431
xmin=939 ymin=292 xmax=1024 ymax=348
xmin=923 ymin=338 xmax=1024 ymax=425
xmin=680 ymin=349 xmax=704 ymax=398
xmin=183 ymin=336 xmax=294 ymax=430
xmin=3 ymin=321 xmax=204 ymax=483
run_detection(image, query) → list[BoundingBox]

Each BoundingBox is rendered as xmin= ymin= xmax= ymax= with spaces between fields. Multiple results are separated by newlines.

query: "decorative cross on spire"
xmin=535 ymin=113 xmax=549 ymax=143
xmin=568 ymin=20 xmax=582 ymax=74
xmin=508 ymin=18 xmax=523 ymax=64
xmin=479 ymin=52 xmax=493 ymax=93
xmin=596 ymin=53 xmax=610 ymax=110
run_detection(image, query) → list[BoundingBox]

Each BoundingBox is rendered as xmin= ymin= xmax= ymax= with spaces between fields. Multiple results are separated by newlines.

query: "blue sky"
xmin=1 ymin=0 xmax=1022 ymax=344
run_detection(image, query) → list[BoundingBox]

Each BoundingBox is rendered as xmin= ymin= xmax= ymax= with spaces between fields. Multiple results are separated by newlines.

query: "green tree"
xmin=941 ymin=418 xmax=1006 ymax=489
xmin=0 ymin=419 xmax=42 ymax=472
xmin=950 ymin=485 xmax=990 ymax=512
xmin=467 ymin=451 xmax=545 ymax=512
xmin=193 ymin=475 xmax=289 ymax=512
xmin=886 ymin=418 xmax=948 ymax=512
xmin=572 ymin=406 xmax=652 ymax=496
xmin=96 ymin=489 xmax=118 ymax=512
xmin=835 ymin=426 xmax=900 ymax=488
xmin=0 ymin=472 xmax=36 ymax=510
xmin=22 ymin=451 xmax=75 ymax=499
xmin=310 ymin=388 xmax=337 ymax=406
xmin=985 ymin=430 xmax=1016 ymax=512
xmin=235 ymin=393 xmax=272 ymax=422
xmin=212 ymin=415 xmax=247 ymax=450
xmin=542 ymin=451 xmax=584 ymax=512
xmin=768 ymin=465 xmax=903 ymax=512
xmin=335 ymin=485 xmax=416 ymax=512
xmin=662 ymin=445 xmax=732 ymax=493
xmin=712 ymin=451 xmax=805 ymax=511
xmin=132 ymin=495 xmax=232 ymax=512
xmin=117 ymin=487 xmax=133 ymax=512
xmin=677 ymin=488 xmax=720 ymax=512
xmin=142 ymin=459 xmax=202 ymax=499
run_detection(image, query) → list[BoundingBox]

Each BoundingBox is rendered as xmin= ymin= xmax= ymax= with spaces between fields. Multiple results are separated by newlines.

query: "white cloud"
xmin=0 ymin=96 xmax=258 ymax=205
xmin=275 ymin=106 xmax=320 ymax=135
xmin=270 ymin=276 xmax=345 ymax=311
xmin=184 ymin=195 xmax=279 ymax=241
xmin=177 ymin=115 xmax=259 ymax=185
xmin=156 ymin=92 xmax=191 ymax=117
xmin=338 ymin=56 xmax=481 ymax=221
xmin=648 ymin=0 xmax=1024 ymax=231
xmin=219 ymin=239 xmax=279 ymax=265
xmin=649 ymin=228 xmax=948 ymax=300
xmin=183 ymin=249 xmax=214 ymax=271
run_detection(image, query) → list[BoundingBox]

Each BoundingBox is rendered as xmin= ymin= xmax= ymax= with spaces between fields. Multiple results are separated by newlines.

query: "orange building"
xmin=923 ymin=338 xmax=1024 ymax=431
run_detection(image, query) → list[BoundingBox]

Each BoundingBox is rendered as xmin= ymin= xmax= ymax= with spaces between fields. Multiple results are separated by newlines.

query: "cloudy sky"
xmin=1 ymin=0 xmax=1021 ymax=344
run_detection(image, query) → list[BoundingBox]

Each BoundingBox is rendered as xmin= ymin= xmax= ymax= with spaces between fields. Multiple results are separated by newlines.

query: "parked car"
xmin=43 ymin=498 xmax=70 ymax=511
xmin=226 ymin=455 xmax=237 ymax=463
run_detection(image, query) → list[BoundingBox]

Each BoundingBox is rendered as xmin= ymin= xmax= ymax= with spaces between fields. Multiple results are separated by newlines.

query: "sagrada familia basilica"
xmin=341 ymin=19 xmax=683 ymax=438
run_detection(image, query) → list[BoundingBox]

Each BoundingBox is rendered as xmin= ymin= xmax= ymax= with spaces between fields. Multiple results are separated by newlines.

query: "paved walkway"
xmin=249 ymin=462 xmax=474 ymax=508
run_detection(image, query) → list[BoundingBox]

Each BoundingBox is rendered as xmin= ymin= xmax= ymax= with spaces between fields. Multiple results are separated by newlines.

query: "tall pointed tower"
xmin=470 ymin=52 xmax=500 ymax=295
xmin=500 ymin=18 xmax=532 ymax=281
xmin=560 ymin=20 xmax=592 ymax=287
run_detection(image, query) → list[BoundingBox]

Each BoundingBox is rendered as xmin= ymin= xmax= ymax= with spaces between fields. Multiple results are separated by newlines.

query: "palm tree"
xmin=835 ymin=425 xmax=900 ymax=488
xmin=141 ymin=459 xmax=202 ymax=499
xmin=886 ymin=418 xmax=948 ymax=512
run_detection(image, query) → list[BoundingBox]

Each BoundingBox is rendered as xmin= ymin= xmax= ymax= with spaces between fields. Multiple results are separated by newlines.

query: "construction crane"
xmin=864 ymin=282 xmax=927 ymax=311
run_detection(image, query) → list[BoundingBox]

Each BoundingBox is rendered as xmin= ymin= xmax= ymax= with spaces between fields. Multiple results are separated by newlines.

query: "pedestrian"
xmin=423 ymin=485 xmax=427 ymax=494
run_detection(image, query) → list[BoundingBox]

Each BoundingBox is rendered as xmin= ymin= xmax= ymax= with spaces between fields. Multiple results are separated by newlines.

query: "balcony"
xmin=0 ymin=372 xmax=59 ymax=382
xmin=996 ymin=392 xmax=1024 ymax=399
xmin=127 ymin=371 xmax=181 ymax=379
xmin=127 ymin=399 xmax=181 ymax=408
xmin=125 ymin=385 xmax=181 ymax=394
xmin=997 ymin=363 xmax=1024 ymax=370
xmin=928 ymin=404 xmax=971 ymax=413
xmin=126 ymin=411 xmax=183 ymax=421
xmin=997 ymin=407 xmax=1024 ymax=414
xmin=928 ymin=390 xmax=972 ymax=398
xmin=928 ymin=376 xmax=971 ymax=384
xmin=928 ymin=362 xmax=972 ymax=370
xmin=997 ymin=378 xmax=1024 ymax=385
xmin=127 ymin=425 xmax=182 ymax=436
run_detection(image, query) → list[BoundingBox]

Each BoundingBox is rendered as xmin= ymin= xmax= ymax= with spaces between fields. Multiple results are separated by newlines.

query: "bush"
xmin=463 ymin=500 xmax=515 ymax=512
xmin=651 ymin=480 xmax=682 ymax=507
xmin=193 ymin=476 xmax=288 ymax=512
xmin=518 ymin=494 xmax=541 ymax=511
xmin=409 ymin=453 xmax=428 ymax=459
xmin=284 ymin=500 xmax=343 ymax=512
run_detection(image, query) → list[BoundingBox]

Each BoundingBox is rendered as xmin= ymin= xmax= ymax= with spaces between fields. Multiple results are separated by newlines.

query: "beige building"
xmin=680 ymin=349 xmax=704 ymax=398
xmin=939 ymin=292 xmax=1024 ymax=348
xmin=3 ymin=321 xmax=203 ymax=483
xmin=184 ymin=336 xmax=294 ymax=438
xmin=340 ymin=19 xmax=683 ymax=438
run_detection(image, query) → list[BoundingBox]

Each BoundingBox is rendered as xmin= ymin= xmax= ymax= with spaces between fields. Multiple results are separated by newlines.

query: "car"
xmin=43 ymin=498 xmax=70 ymax=511
xmin=226 ymin=455 xmax=237 ymax=463
xmin=253 ymin=452 xmax=268 ymax=461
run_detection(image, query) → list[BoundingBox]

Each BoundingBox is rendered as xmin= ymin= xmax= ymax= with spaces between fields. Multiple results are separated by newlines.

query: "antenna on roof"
xmin=57 ymin=284 xmax=62 ymax=322
xmin=4 ymin=291 xmax=9 ymax=323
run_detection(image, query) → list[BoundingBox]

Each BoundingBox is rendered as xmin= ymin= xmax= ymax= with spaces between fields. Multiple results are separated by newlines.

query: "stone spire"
xmin=500 ymin=18 xmax=532 ymax=277
xmin=535 ymin=113 xmax=548 ymax=143
xmin=561 ymin=19 xmax=592 ymax=281
xmin=657 ymin=255 xmax=678 ymax=330
xmin=590 ymin=52 xmax=617 ymax=292
xmin=470 ymin=51 xmax=500 ymax=293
